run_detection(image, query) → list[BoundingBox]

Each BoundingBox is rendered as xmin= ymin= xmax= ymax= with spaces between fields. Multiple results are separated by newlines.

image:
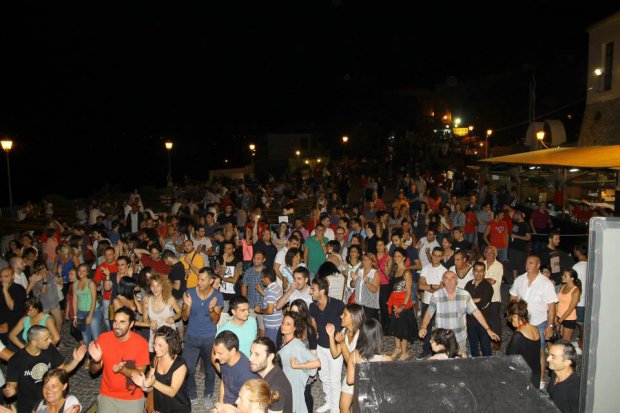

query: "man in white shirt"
xmin=417 ymin=246 xmax=447 ymax=359
xmin=510 ymin=255 xmax=558 ymax=388
xmin=483 ymin=245 xmax=504 ymax=350
xmin=416 ymin=229 xmax=440 ymax=269
xmin=275 ymin=267 xmax=312 ymax=310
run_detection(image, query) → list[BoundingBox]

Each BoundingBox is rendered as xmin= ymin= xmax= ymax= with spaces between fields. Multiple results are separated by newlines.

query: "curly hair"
xmin=154 ymin=326 xmax=182 ymax=357
xmin=148 ymin=273 xmax=172 ymax=302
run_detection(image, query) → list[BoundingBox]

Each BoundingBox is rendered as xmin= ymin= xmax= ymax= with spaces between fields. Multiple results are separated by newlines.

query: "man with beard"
xmin=249 ymin=337 xmax=293 ymax=413
xmin=88 ymin=307 xmax=149 ymax=413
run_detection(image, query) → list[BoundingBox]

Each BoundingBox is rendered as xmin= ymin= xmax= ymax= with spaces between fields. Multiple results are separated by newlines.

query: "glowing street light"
xmin=164 ymin=141 xmax=173 ymax=186
xmin=295 ymin=150 xmax=301 ymax=158
xmin=454 ymin=118 xmax=462 ymax=127
xmin=468 ymin=125 xmax=474 ymax=132
xmin=536 ymin=130 xmax=549 ymax=149
xmin=484 ymin=129 xmax=493 ymax=158
xmin=1 ymin=139 xmax=13 ymax=207
xmin=317 ymin=158 xmax=322 ymax=163
xmin=594 ymin=68 xmax=603 ymax=76
xmin=249 ymin=144 xmax=256 ymax=151
xmin=342 ymin=136 xmax=349 ymax=143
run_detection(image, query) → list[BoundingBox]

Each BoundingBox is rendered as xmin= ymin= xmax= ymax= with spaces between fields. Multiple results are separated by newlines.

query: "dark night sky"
xmin=0 ymin=2 xmax=618 ymax=204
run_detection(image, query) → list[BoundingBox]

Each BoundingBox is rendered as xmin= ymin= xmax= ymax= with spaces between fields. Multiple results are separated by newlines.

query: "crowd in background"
xmin=0 ymin=162 xmax=586 ymax=413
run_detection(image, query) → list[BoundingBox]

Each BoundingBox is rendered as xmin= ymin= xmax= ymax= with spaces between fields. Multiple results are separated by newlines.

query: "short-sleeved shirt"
xmin=547 ymin=372 xmax=580 ymax=413
xmin=187 ymin=287 xmax=224 ymax=339
xmin=284 ymin=286 xmax=312 ymax=308
xmin=262 ymin=283 xmax=283 ymax=330
xmin=242 ymin=266 xmax=264 ymax=308
xmin=168 ymin=261 xmax=187 ymax=300
xmin=94 ymin=262 xmax=118 ymax=301
xmin=97 ymin=331 xmax=150 ymax=400
xmin=220 ymin=353 xmax=258 ymax=405
xmin=264 ymin=366 xmax=293 ymax=413
xmin=217 ymin=318 xmax=258 ymax=358
xmin=509 ymin=273 xmax=558 ymax=325
xmin=509 ymin=221 xmax=531 ymax=251
xmin=7 ymin=346 xmax=64 ymax=413
xmin=427 ymin=288 xmax=478 ymax=344
xmin=180 ymin=251 xmax=205 ymax=289
xmin=310 ymin=298 xmax=345 ymax=348
xmin=417 ymin=237 xmax=440 ymax=268
xmin=140 ymin=255 xmax=170 ymax=276
xmin=305 ymin=236 xmax=328 ymax=273
xmin=420 ymin=264 xmax=447 ymax=304
xmin=530 ymin=209 xmax=551 ymax=230
xmin=484 ymin=259 xmax=504 ymax=303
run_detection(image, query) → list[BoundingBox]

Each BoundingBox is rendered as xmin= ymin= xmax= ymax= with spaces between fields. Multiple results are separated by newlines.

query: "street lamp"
xmin=1 ymin=139 xmax=13 ymax=207
xmin=468 ymin=125 xmax=474 ymax=132
xmin=485 ymin=129 xmax=493 ymax=158
xmin=454 ymin=118 xmax=462 ymax=127
xmin=295 ymin=150 xmax=301 ymax=159
xmin=342 ymin=136 xmax=349 ymax=143
xmin=164 ymin=141 xmax=173 ymax=186
xmin=536 ymin=130 xmax=549 ymax=149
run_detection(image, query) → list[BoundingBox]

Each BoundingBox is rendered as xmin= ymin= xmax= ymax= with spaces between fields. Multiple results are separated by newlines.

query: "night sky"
xmin=1 ymin=2 xmax=618 ymax=204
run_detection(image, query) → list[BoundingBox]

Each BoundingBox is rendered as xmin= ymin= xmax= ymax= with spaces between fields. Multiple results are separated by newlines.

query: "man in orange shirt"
xmin=89 ymin=307 xmax=149 ymax=413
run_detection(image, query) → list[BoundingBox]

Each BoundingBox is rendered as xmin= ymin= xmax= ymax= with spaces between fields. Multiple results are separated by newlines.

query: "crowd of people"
xmin=0 ymin=167 xmax=587 ymax=413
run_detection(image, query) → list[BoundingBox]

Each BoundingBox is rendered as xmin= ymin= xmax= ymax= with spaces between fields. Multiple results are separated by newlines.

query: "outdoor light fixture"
xmin=342 ymin=136 xmax=349 ymax=143
xmin=317 ymin=158 xmax=321 ymax=163
xmin=536 ymin=130 xmax=545 ymax=141
xmin=454 ymin=118 xmax=462 ymax=126
xmin=295 ymin=150 xmax=301 ymax=157
xmin=249 ymin=144 xmax=256 ymax=151
xmin=484 ymin=129 xmax=493 ymax=158
xmin=594 ymin=68 xmax=603 ymax=76
xmin=1 ymin=138 xmax=13 ymax=207
xmin=164 ymin=141 xmax=174 ymax=186
xmin=569 ymin=168 xmax=580 ymax=173
xmin=304 ymin=160 xmax=309 ymax=164
xmin=165 ymin=141 xmax=173 ymax=150
xmin=468 ymin=125 xmax=474 ymax=131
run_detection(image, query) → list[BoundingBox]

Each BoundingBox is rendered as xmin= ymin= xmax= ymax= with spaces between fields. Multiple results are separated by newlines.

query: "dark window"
xmin=604 ymin=42 xmax=613 ymax=91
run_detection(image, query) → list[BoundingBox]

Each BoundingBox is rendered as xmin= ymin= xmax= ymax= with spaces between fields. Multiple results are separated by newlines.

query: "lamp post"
xmin=1 ymin=139 xmax=13 ymax=207
xmin=342 ymin=136 xmax=349 ymax=143
xmin=249 ymin=144 xmax=256 ymax=177
xmin=485 ymin=129 xmax=493 ymax=158
xmin=295 ymin=150 xmax=301 ymax=159
xmin=165 ymin=141 xmax=173 ymax=186
xmin=536 ymin=130 xmax=549 ymax=149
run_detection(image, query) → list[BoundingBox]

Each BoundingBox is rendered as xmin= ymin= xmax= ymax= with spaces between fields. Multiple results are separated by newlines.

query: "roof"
xmin=480 ymin=146 xmax=620 ymax=169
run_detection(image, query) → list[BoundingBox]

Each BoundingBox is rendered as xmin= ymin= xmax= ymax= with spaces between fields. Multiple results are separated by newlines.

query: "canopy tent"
xmin=480 ymin=145 xmax=620 ymax=217
xmin=479 ymin=146 xmax=620 ymax=169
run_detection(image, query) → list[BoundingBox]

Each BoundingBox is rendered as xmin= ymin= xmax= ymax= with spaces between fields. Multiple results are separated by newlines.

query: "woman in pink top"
xmin=555 ymin=269 xmax=581 ymax=341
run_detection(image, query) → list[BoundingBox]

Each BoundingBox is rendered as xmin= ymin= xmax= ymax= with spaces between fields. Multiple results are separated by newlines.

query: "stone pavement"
xmin=59 ymin=284 xmax=549 ymax=412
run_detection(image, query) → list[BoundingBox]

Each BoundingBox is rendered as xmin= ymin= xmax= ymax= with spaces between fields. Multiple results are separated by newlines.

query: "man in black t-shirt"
xmin=163 ymin=249 xmax=188 ymax=336
xmin=452 ymin=227 xmax=472 ymax=254
xmin=508 ymin=210 xmax=531 ymax=284
xmin=309 ymin=277 xmax=345 ymax=413
xmin=546 ymin=340 xmax=580 ymax=413
xmin=0 ymin=267 xmax=27 ymax=348
xmin=250 ymin=337 xmax=293 ymax=413
xmin=5 ymin=325 xmax=86 ymax=413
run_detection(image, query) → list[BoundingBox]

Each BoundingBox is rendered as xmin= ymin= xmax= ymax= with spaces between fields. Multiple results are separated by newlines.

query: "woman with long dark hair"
xmin=556 ymin=269 xmax=581 ymax=341
xmin=387 ymin=247 xmax=417 ymax=360
xmin=326 ymin=304 xmax=366 ymax=413
xmin=428 ymin=328 xmax=460 ymax=360
xmin=506 ymin=300 xmax=541 ymax=388
xmin=345 ymin=319 xmax=391 ymax=388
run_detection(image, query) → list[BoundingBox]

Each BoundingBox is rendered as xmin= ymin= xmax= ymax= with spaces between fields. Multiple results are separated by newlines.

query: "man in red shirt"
xmin=88 ymin=307 xmax=149 ymax=413
xmin=483 ymin=211 xmax=509 ymax=263
xmin=133 ymin=243 xmax=170 ymax=276
xmin=93 ymin=246 xmax=118 ymax=330
xmin=529 ymin=201 xmax=553 ymax=254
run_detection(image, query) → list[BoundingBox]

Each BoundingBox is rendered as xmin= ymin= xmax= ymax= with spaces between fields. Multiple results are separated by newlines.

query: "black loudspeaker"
xmin=353 ymin=355 xmax=559 ymax=412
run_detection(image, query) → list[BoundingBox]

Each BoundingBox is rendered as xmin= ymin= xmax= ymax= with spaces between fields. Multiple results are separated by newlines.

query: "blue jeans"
xmin=78 ymin=307 xmax=103 ymax=346
xmin=467 ymin=322 xmax=492 ymax=357
xmin=184 ymin=334 xmax=216 ymax=400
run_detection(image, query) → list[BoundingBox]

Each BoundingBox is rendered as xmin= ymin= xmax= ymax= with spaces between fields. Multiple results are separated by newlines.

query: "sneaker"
xmin=316 ymin=403 xmax=331 ymax=413
xmin=416 ymin=352 xmax=431 ymax=361
xmin=204 ymin=395 xmax=215 ymax=410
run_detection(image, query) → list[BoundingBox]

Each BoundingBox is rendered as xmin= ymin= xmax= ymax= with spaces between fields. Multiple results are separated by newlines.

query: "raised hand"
xmin=335 ymin=332 xmax=345 ymax=344
xmin=88 ymin=342 xmax=102 ymax=362
xmin=183 ymin=292 xmax=192 ymax=308
xmin=325 ymin=323 xmax=335 ymax=337
xmin=208 ymin=297 xmax=218 ymax=311
xmin=112 ymin=360 xmax=126 ymax=373
xmin=73 ymin=344 xmax=87 ymax=362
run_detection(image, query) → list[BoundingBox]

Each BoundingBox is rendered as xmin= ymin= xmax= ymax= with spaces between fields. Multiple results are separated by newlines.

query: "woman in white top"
xmin=350 ymin=253 xmax=380 ymax=320
xmin=34 ymin=368 xmax=82 ymax=413
xmin=142 ymin=274 xmax=182 ymax=353
xmin=325 ymin=304 xmax=366 ymax=413
xmin=346 ymin=319 xmax=391 ymax=388
xmin=318 ymin=261 xmax=346 ymax=301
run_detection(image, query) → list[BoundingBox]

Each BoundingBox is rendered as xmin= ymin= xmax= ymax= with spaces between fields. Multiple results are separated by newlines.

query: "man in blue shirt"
xmin=213 ymin=331 xmax=258 ymax=405
xmin=182 ymin=267 xmax=224 ymax=409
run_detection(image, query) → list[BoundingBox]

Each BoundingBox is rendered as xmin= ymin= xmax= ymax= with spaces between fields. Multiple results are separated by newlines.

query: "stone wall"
xmin=579 ymin=97 xmax=620 ymax=146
